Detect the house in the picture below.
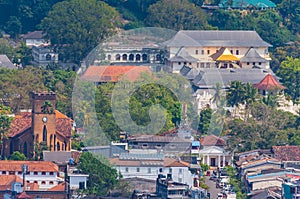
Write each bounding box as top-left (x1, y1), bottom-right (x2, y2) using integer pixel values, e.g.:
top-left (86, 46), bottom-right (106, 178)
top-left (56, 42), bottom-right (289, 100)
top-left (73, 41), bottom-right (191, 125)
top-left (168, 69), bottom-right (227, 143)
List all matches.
top-left (110, 153), bottom-right (194, 187)
top-left (282, 178), bottom-right (300, 199)
top-left (156, 174), bottom-right (190, 199)
top-left (239, 157), bottom-right (282, 176)
top-left (218, 0), bottom-right (276, 10)
top-left (3, 91), bottom-right (72, 159)
top-left (272, 146), bottom-right (300, 169)
top-left (164, 30), bottom-right (272, 73)
top-left (199, 135), bottom-right (231, 168)
top-left (127, 134), bottom-right (191, 156)
top-left (0, 55), bottom-right (16, 69)
top-left (22, 31), bottom-right (49, 47)
top-left (0, 160), bottom-right (62, 191)
top-left (32, 45), bottom-right (58, 66)
top-left (80, 65), bottom-right (152, 83)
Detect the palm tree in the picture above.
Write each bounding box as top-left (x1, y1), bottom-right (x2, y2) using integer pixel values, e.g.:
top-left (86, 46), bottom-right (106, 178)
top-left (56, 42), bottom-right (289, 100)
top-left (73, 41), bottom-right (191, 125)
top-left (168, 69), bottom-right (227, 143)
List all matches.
top-left (243, 83), bottom-right (258, 120)
top-left (211, 83), bottom-right (224, 108)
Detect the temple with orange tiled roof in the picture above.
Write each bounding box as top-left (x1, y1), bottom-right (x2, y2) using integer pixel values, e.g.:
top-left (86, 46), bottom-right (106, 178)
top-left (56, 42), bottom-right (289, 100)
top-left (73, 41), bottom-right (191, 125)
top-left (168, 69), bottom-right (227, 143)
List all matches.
top-left (254, 73), bottom-right (286, 94)
top-left (3, 91), bottom-right (72, 159)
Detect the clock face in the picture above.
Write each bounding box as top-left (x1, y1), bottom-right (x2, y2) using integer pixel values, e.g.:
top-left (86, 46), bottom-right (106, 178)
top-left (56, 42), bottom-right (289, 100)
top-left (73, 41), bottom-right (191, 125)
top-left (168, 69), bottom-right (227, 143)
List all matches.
top-left (42, 116), bottom-right (48, 123)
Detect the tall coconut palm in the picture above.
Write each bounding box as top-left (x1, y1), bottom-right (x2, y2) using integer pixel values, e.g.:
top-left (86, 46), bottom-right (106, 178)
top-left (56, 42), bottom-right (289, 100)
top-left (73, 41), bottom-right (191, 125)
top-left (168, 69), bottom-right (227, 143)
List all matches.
top-left (211, 83), bottom-right (224, 108)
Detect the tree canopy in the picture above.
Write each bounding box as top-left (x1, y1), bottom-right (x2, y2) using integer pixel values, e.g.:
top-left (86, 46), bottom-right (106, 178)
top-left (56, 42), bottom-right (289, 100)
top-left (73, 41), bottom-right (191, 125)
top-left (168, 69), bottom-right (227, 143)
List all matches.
top-left (145, 0), bottom-right (209, 30)
top-left (40, 0), bottom-right (121, 63)
top-left (77, 152), bottom-right (119, 196)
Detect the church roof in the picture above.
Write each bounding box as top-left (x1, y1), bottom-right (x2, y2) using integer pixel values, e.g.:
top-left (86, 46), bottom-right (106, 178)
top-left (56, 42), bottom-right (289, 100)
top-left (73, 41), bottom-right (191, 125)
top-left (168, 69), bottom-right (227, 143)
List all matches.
top-left (210, 47), bottom-right (239, 61)
top-left (8, 111), bottom-right (72, 138)
top-left (254, 74), bottom-right (286, 90)
top-left (240, 48), bottom-right (268, 63)
top-left (81, 65), bottom-right (151, 83)
top-left (164, 30), bottom-right (271, 47)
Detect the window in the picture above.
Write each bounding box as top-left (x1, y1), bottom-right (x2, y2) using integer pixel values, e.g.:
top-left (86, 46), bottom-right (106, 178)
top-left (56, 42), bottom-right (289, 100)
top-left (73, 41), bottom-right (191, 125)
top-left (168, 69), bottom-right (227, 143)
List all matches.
top-left (26, 180), bottom-right (30, 183)
top-left (200, 63), bottom-right (204, 68)
top-left (125, 167), bottom-right (129, 172)
top-left (201, 50), bottom-right (204, 55)
top-left (179, 168), bottom-right (183, 174)
top-left (116, 54), bottom-right (120, 61)
top-left (49, 181), bottom-right (54, 185)
top-left (34, 172), bottom-right (38, 175)
top-left (178, 62), bottom-right (181, 65)
top-left (169, 168), bottom-right (172, 173)
top-left (107, 54), bottom-right (111, 60)
top-left (148, 168), bottom-right (151, 173)
top-left (41, 181), bottom-right (46, 185)
top-left (230, 50), bottom-right (233, 54)
top-left (159, 168), bottom-right (163, 173)
top-left (206, 63), bottom-right (210, 68)
top-left (179, 178), bottom-right (183, 183)
top-left (236, 50), bottom-right (239, 55)
top-left (34, 181), bottom-right (38, 184)
top-left (136, 168), bottom-right (140, 172)
top-left (18, 171), bottom-right (22, 175)
top-left (247, 62), bottom-right (249, 65)
top-left (184, 62), bottom-right (187, 65)
top-left (9, 171), bottom-right (14, 175)
top-left (207, 50), bottom-right (210, 54)
top-left (156, 144), bottom-right (162, 149)
top-left (142, 143), bottom-right (148, 149)
top-left (195, 50), bottom-right (198, 54)
top-left (259, 62), bottom-right (261, 65)
top-left (42, 172), bottom-right (46, 175)
top-left (49, 172), bottom-right (54, 175)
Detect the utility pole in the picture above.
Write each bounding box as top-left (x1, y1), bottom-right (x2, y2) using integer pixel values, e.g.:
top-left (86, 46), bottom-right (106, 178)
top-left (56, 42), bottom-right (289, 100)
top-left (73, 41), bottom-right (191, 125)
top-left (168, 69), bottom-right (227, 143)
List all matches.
top-left (22, 164), bottom-right (28, 192)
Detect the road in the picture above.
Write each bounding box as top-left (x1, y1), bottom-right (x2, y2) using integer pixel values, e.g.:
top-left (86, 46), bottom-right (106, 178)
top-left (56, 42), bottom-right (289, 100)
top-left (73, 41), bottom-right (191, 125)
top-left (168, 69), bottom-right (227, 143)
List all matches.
top-left (205, 176), bottom-right (222, 199)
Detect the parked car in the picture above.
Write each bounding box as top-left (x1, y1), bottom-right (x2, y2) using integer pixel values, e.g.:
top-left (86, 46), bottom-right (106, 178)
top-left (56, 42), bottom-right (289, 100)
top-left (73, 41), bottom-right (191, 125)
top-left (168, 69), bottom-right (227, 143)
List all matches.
top-left (217, 193), bottom-right (224, 199)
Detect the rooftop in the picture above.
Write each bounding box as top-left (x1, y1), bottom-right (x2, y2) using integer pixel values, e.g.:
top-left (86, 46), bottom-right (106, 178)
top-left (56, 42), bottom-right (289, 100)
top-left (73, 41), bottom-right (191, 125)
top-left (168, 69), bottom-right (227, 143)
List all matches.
top-left (254, 74), bottom-right (286, 90)
top-left (80, 65), bottom-right (152, 83)
top-left (272, 146), bottom-right (300, 162)
top-left (0, 160), bottom-right (59, 172)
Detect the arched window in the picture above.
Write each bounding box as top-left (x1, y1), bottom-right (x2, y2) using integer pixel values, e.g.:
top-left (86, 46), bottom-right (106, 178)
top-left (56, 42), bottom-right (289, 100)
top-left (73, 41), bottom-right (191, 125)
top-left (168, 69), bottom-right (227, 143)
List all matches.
top-left (122, 54), bottom-right (127, 61)
top-left (46, 54), bottom-right (51, 61)
top-left (107, 54), bottom-right (111, 60)
top-left (129, 54), bottom-right (134, 61)
top-left (53, 135), bottom-right (56, 151)
top-left (136, 54), bottom-right (141, 61)
top-left (57, 142), bottom-right (60, 151)
top-left (50, 135), bottom-right (53, 151)
top-left (43, 125), bottom-right (47, 142)
top-left (24, 142), bottom-right (27, 156)
top-left (142, 54), bottom-right (147, 61)
top-left (156, 54), bottom-right (161, 61)
top-left (116, 54), bottom-right (120, 61)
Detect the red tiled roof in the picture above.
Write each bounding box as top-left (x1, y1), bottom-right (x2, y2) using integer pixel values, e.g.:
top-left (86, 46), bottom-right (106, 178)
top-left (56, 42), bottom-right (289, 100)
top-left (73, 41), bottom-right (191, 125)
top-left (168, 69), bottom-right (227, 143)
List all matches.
top-left (0, 175), bottom-right (23, 190)
top-left (254, 74), bottom-right (286, 90)
top-left (164, 158), bottom-right (190, 167)
top-left (272, 146), bottom-right (300, 161)
top-left (0, 160), bottom-right (59, 172)
top-left (48, 182), bottom-right (66, 191)
top-left (8, 111), bottom-right (72, 138)
top-left (200, 135), bottom-right (225, 146)
top-left (81, 66), bottom-right (152, 82)
top-left (26, 182), bottom-right (39, 191)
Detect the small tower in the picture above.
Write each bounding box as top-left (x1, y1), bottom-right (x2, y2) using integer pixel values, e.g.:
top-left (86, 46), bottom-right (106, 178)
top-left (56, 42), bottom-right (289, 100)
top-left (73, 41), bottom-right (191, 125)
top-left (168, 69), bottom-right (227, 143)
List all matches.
top-left (31, 91), bottom-right (56, 151)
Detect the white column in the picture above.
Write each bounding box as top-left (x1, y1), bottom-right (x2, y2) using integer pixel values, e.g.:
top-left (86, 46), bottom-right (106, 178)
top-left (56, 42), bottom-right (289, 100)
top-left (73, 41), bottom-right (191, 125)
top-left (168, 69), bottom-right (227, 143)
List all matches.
top-left (218, 155), bottom-right (221, 167)
top-left (202, 155), bottom-right (205, 164)
top-left (207, 155), bottom-right (210, 166)
top-left (223, 155), bottom-right (226, 167)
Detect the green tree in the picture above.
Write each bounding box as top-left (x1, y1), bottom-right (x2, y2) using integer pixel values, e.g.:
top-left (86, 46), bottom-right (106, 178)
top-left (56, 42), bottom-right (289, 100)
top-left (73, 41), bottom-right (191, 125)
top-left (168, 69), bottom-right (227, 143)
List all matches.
top-left (9, 151), bottom-right (27, 160)
top-left (0, 38), bottom-right (16, 60)
top-left (227, 81), bottom-right (246, 107)
top-left (198, 108), bottom-right (212, 134)
top-left (41, 0), bottom-right (121, 63)
top-left (0, 105), bottom-right (13, 159)
top-left (77, 152), bottom-right (119, 196)
top-left (145, 0), bottom-right (209, 30)
top-left (277, 57), bottom-right (300, 102)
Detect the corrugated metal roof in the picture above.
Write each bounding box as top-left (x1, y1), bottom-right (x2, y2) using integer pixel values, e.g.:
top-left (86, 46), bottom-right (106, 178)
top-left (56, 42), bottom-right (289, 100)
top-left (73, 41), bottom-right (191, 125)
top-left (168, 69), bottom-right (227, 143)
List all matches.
top-left (219, 0), bottom-right (276, 9)
top-left (240, 48), bottom-right (268, 63)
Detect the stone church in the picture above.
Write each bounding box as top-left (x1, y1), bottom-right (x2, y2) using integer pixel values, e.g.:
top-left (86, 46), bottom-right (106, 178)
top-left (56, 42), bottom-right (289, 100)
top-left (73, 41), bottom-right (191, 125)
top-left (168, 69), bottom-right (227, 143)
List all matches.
top-left (3, 91), bottom-right (72, 158)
